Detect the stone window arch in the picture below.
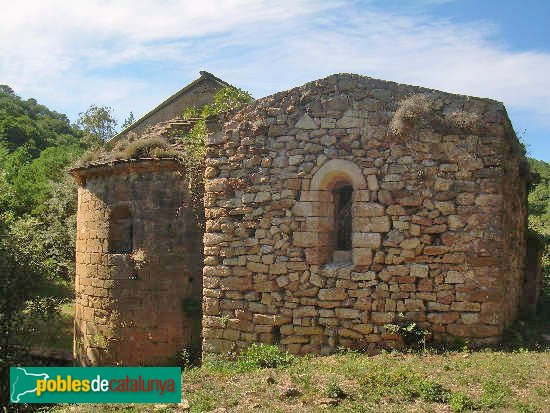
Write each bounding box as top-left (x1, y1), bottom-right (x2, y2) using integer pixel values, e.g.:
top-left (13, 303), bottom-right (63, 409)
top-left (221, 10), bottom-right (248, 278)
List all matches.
top-left (293, 159), bottom-right (374, 266)
top-left (109, 205), bottom-right (133, 254)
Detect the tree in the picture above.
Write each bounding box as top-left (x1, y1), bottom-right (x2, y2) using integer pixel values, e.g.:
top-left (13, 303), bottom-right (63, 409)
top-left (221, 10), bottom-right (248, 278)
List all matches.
top-left (77, 105), bottom-right (117, 149)
top-left (0, 216), bottom-right (46, 407)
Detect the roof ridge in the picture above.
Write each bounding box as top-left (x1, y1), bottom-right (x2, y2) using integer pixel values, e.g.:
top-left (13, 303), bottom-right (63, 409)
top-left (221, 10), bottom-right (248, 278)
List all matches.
top-left (110, 71), bottom-right (229, 144)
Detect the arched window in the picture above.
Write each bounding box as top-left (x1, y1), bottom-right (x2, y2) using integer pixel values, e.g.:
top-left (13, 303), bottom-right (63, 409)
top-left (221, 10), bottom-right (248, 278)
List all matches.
top-left (294, 159), bottom-right (370, 265)
top-left (109, 205), bottom-right (133, 254)
top-left (334, 184), bottom-right (353, 251)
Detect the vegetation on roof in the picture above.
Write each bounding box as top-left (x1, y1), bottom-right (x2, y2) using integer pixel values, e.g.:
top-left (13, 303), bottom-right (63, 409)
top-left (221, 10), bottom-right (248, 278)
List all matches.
top-left (389, 93), bottom-right (484, 137)
top-left (74, 86), bottom-right (252, 168)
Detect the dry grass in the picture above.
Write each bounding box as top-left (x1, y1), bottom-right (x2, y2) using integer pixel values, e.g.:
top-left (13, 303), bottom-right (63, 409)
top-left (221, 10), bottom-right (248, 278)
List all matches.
top-left (50, 346), bottom-right (550, 413)
top-left (124, 137), bottom-right (169, 159)
top-left (446, 110), bottom-right (481, 130)
top-left (390, 94), bottom-right (483, 137)
top-left (389, 93), bottom-right (435, 136)
top-left (73, 137), bottom-right (182, 168)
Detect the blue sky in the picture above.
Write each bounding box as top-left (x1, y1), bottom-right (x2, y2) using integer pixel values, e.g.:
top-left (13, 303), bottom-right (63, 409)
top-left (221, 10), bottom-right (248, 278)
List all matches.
top-left (1, 0), bottom-right (549, 161)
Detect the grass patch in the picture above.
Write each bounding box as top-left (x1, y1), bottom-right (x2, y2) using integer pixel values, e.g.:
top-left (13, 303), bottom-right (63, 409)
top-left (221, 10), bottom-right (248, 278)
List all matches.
top-left (49, 349), bottom-right (550, 412)
top-left (448, 391), bottom-right (478, 412)
top-left (237, 343), bottom-right (294, 370)
top-left (479, 376), bottom-right (511, 409)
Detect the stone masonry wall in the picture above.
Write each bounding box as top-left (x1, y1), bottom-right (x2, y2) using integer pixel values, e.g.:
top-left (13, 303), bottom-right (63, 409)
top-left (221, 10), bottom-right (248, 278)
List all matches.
top-left (73, 160), bottom-right (202, 365)
top-left (202, 74), bottom-right (527, 355)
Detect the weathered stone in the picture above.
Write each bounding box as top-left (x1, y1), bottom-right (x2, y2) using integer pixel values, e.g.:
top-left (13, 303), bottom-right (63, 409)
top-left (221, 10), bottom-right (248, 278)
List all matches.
top-left (353, 202), bottom-right (385, 217)
top-left (423, 246), bottom-right (449, 255)
top-left (427, 312), bottom-right (459, 324)
top-left (435, 201), bottom-right (456, 215)
top-left (445, 271), bottom-right (466, 284)
top-left (318, 288), bottom-right (347, 301)
top-left (371, 312), bottom-right (393, 324)
top-left (410, 264), bottom-right (429, 278)
top-left (293, 306), bottom-right (318, 318)
top-left (296, 113), bottom-right (318, 129)
top-left (370, 216), bottom-right (391, 232)
top-left (367, 175), bottom-right (379, 191)
top-left (352, 246), bottom-right (374, 266)
top-left (335, 308), bottom-right (361, 319)
top-left (353, 232), bottom-right (382, 248)
top-left (400, 238), bottom-right (420, 250)
top-left (247, 262), bottom-right (268, 273)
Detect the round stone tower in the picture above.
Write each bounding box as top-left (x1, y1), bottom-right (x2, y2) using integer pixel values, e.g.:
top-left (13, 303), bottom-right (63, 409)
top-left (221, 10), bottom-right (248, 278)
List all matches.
top-left (71, 159), bottom-right (202, 366)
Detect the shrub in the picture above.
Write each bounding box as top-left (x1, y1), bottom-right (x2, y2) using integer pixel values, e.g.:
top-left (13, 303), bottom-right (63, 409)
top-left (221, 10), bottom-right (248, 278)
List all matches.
top-left (446, 110), bottom-right (480, 130)
top-left (177, 348), bottom-right (191, 370)
top-left (123, 137), bottom-right (168, 159)
top-left (385, 312), bottom-right (430, 349)
top-left (449, 392), bottom-right (478, 412)
top-left (236, 343), bottom-right (294, 371)
top-left (390, 94), bottom-right (482, 137)
top-left (418, 380), bottom-right (450, 403)
top-left (389, 94), bottom-right (434, 136)
top-left (326, 380), bottom-right (346, 399)
top-left (75, 149), bottom-right (101, 166)
top-left (129, 248), bottom-right (147, 270)
top-left (182, 106), bottom-right (199, 119)
top-left (149, 147), bottom-right (180, 159)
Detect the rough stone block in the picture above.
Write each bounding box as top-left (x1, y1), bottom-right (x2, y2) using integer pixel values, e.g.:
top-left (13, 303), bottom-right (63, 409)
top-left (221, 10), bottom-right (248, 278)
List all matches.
top-left (352, 248), bottom-right (372, 266)
top-left (318, 288), bottom-right (348, 301)
top-left (410, 264), bottom-right (429, 278)
top-left (353, 232), bottom-right (382, 248)
top-left (352, 202), bottom-right (385, 217)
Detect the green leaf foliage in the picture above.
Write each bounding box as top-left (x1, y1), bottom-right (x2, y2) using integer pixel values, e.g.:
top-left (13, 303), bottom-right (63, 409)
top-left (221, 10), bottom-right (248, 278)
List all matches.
top-left (0, 86), bottom-right (89, 382)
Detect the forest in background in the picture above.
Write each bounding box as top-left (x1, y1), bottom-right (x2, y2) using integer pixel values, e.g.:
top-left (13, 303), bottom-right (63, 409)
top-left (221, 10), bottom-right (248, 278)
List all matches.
top-left (0, 85), bottom-right (548, 406)
top-left (0, 85), bottom-right (130, 405)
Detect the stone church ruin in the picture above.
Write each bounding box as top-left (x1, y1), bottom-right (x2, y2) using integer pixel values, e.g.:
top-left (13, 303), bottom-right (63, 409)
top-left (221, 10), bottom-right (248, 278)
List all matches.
top-left (71, 71), bottom-right (537, 366)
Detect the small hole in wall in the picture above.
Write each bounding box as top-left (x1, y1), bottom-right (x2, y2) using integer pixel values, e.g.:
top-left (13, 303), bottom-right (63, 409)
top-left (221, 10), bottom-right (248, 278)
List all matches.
top-left (248, 228), bottom-right (256, 238)
top-left (272, 326), bottom-right (281, 345)
top-left (189, 277), bottom-right (194, 284)
top-left (295, 190), bottom-right (301, 201)
top-left (233, 213), bottom-right (245, 222)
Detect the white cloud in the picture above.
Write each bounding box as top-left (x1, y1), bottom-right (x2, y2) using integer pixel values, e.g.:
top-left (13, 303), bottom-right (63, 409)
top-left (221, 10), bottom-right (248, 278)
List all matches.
top-left (1, 0), bottom-right (550, 147)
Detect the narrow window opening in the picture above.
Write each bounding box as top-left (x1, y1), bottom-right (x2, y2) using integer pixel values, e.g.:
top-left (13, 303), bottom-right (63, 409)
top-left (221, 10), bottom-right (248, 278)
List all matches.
top-left (272, 326), bottom-right (281, 344)
top-left (334, 185), bottom-right (353, 251)
top-left (109, 205), bottom-right (133, 254)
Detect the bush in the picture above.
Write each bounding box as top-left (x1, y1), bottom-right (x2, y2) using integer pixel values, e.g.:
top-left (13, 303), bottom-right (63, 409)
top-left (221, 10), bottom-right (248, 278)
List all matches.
top-left (446, 110), bottom-right (480, 130)
top-left (449, 392), bottom-right (478, 412)
top-left (418, 380), bottom-right (450, 403)
top-left (236, 343), bottom-right (294, 371)
top-left (149, 147), bottom-right (180, 159)
top-left (123, 137), bottom-right (168, 159)
top-left (389, 94), bottom-right (434, 136)
top-left (326, 380), bottom-right (346, 399)
top-left (385, 312), bottom-right (430, 349)
top-left (75, 149), bottom-right (101, 166)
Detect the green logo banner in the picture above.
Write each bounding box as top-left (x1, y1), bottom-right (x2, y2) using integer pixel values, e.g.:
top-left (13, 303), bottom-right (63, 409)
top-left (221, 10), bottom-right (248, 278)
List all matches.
top-left (10, 367), bottom-right (181, 404)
